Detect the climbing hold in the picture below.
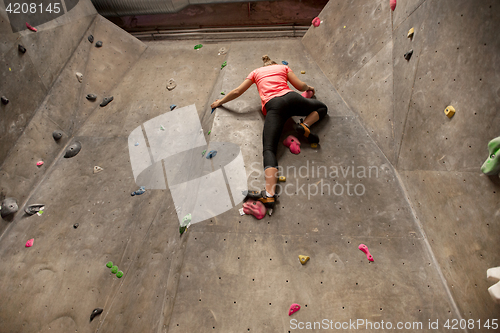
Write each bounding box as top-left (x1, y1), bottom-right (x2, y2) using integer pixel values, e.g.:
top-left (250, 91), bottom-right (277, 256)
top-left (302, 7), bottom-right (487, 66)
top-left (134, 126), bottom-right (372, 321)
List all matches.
top-left (298, 255), bottom-right (310, 265)
top-left (390, 0), bottom-right (396, 11)
top-left (18, 44), bottom-right (26, 53)
top-left (211, 108), bottom-right (216, 114)
top-left (206, 150), bottom-right (217, 159)
top-left (404, 49), bottom-right (413, 61)
top-left (52, 130), bottom-right (62, 141)
top-left (76, 72), bottom-right (83, 83)
top-left (444, 105), bottom-right (455, 118)
top-left (283, 135), bottom-right (301, 155)
top-left (218, 47), bottom-right (227, 55)
top-left (282, 61), bottom-right (288, 65)
top-left (131, 186), bottom-right (146, 196)
top-left (95, 41), bottom-right (103, 47)
top-left (194, 44), bottom-right (203, 50)
top-left (170, 104), bottom-right (177, 110)
top-left (481, 136), bottom-right (500, 175)
top-left (407, 27), bottom-right (414, 39)
top-left (288, 303), bottom-right (300, 316)
top-left (179, 226), bottom-right (187, 235)
top-left (358, 244), bottom-right (374, 262)
top-left (36, 161), bottom-right (44, 167)
top-left (160, 125), bottom-right (165, 131)
top-left (278, 176), bottom-right (286, 182)
top-left (301, 90), bottom-right (313, 98)
top-left (487, 267), bottom-right (500, 303)
top-left (208, 130), bottom-right (211, 135)
top-left (116, 271), bottom-right (123, 278)
top-left (242, 199), bottom-right (266, 220)
top-left (100, 96), bottom-right (113, 107)
top-left (1, 96), bottom-right (8, 105)
top-left (166, 78), bottom-right (176, 91)
top-left (26, 22), bottom-right (37, 32)
top-left (181, 213), bottom-right (192, 228)
top-left (64, 141), bottom-right (82, 158)
top-left (134, 142), bottom-right (139, 146)
top-left (1, 198), bottom-right (18, 218)
top-left (221, 61), bottom-right (227, 70)
top-left (90, 308), bottom-right (103, 322)
top-left (88, 35), bottom-right (94, 43)
top-left (25, 204), bottom-right (44, 216)
top-left (202, 149), bottom-right (206, 156)
top-left (111, 266), bottom-right (118, 274)
top-left (37, 210), bottom-right (43, 216)
top-left (300, 71), bottom-right (306, 74)
top-left (93, 166), bottom-right (104, 174)
top-left (25, 238), bottom-right (34, 247)
top-left (312, 17), bottom-right (321, 27)
top-left (221, 92), bottom-right (225, 95)
top-left (86, 94), bottom-right (97, 101)
top-left (106, 261), bottom-right (113, 268)
top-left (73, 223), bottom-right (79, 229)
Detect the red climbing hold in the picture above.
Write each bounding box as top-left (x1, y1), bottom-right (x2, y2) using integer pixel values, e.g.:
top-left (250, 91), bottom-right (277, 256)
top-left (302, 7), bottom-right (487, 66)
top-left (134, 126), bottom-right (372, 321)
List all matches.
top-left (312, 17), bottom-right (321, 27)
top-left (283, 135), bottom-right (301, 155)
top-left (302, 90), bottom-right (314, 99)
top-left (390, 0), bottom-right (397, 11)
top-left (359, 244), bottom-right (374, 262)
top-left (289, 303), bottom-right (301, 316)
top-left (25, 239), bottom-right (34, 247)
top-left (242, 199), bottom-right (266, 220)
top-left (26, 22), bottom-right (37, 32)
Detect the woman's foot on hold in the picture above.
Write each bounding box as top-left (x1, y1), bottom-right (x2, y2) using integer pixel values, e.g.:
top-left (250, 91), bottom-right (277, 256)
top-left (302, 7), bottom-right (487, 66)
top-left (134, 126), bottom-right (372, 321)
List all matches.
top-left (294, 119), bottom-right (319, 144)
top-left (243, 190), bottom-right (276, 209)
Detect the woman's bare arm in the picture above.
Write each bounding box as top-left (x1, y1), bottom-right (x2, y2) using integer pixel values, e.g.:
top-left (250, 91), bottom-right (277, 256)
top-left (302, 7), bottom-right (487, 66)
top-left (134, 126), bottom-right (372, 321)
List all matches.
top-left (287, 71), bottom-right (315, 96)
top-left (211, 79), bottom-right (253, 108)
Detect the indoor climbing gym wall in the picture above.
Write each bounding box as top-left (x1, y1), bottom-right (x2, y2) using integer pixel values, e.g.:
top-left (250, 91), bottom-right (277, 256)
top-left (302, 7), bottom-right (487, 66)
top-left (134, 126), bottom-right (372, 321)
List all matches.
top-left (0, 0), bottom-right (499, 332)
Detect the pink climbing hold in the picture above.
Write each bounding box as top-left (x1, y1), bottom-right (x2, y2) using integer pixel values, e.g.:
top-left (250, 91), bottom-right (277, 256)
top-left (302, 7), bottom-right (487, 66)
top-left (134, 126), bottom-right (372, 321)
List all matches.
top-left (312, 17), bottom-right (321, 27)
top-left (283, 135), bottom-right (301, 155)
top-left (390, 0), bottom-right (397, 11)
top-left (288, 303), bottom-right (301, 316)
top-left (242, 199), bottom-right (266, 220)
top-left (359, 244), bottom-right (374, 262)
top-left (301, 90), bottom-right (314, 99)
top-left (36, 161), bottom-right (44, 167)
top-left (25, 239), bottom-right (34, 247)
top-left (26, 22), bottom-right (37, 32)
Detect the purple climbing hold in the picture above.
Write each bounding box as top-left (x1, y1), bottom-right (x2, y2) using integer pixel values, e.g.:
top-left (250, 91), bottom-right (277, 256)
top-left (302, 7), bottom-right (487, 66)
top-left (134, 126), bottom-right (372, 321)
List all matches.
top-left (100, 96), bottom-right (113, 107)
top-left (18, 44), bottom-right (26, 53)
top-left (90, 308), bottom-right (103, 322)
top-left (1, 96), bottom-right (8, 105)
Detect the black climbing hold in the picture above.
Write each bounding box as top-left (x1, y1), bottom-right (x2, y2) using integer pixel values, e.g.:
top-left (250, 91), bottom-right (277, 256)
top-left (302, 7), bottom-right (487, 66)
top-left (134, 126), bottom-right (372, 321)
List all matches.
top-left (64, 141), bottom-right (82, 158)
top-left (88, 35), bottom-right (94, 43)
top-left (25, 204), bottom-right (44, 216)
top-left (1, 198), bottom-right (18, 218)
top-left (1, 96), bottom-right (8, 105)
top-left (18, 44), bottom-right (26, 53)
top-left (73, 223), bottom-right (79, 229)
top-left (86, 94), bottom-right (97, 101)
top-left (100, 96), bottom-right (113, 107)
top-left (95, 41), bottom-right (103, 47)
top-left (52, 131), bottom-right (63, 141)
top-left (90, 308), bottom-right (103, 322)
top-left (404, 49), bottom-right (413, 61)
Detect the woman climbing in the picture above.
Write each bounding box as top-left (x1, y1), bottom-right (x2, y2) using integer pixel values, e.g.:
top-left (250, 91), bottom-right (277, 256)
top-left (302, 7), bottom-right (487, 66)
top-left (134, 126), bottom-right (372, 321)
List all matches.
top-left (211, 55), bottom-right (328, 211)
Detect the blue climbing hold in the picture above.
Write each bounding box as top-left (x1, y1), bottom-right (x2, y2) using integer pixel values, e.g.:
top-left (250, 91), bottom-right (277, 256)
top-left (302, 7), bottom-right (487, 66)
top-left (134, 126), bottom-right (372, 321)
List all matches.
top-left (131, 186), bottom-right (146, 196)
top-left (206, 150), bottom-right (217, 159)
top-left (211, 108), bottom-right (216, 114)
top-left (282, 61), bottom-right (288, 65)
top-left (134, 142), bottom-right (139, 146)
top-left (170, 104), bottom-right (176, 110)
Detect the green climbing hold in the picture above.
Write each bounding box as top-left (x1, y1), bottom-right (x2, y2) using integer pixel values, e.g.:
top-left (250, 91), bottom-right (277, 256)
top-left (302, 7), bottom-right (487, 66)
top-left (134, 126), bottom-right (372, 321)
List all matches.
top-left (221, 92), bottom-right (225, 95)
top-left (194, 44), bottom-right (203, 50)
top-left (106, 261), bottom-right (113, 268)
top-left (111, 266), bottom-right (118, 274)
top-left (208, 130), bottom-right (211, 135)
top-left (221, 61), bottom-right (227, 69)
top-left (202, 149), bottom-right (206, 156)
top-left (179, 226), bottom-right (187, 235)
top-left (116, 271), bottom-right (124, 278)
top-left (182, 213), bottom-right (192, 227)
top-left (481, 136), bottom-right (500, 175)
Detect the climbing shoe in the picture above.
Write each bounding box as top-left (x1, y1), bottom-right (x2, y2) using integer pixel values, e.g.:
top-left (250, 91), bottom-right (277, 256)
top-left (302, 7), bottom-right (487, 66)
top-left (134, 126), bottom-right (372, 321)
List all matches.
top-left (243, 190), bottom-right (276, 210)
top-left (294, 119), bottom-right (319, 144)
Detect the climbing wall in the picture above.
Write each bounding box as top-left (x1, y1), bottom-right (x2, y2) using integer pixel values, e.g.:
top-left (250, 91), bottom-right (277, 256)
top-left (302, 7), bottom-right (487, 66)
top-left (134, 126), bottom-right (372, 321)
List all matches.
top-left (302, 0), bottom-right (500, 328)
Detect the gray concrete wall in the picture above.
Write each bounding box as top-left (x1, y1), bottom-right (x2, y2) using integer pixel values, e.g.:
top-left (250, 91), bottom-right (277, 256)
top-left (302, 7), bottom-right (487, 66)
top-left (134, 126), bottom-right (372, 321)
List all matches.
top-left (302, 0), bottom-right (500, 326)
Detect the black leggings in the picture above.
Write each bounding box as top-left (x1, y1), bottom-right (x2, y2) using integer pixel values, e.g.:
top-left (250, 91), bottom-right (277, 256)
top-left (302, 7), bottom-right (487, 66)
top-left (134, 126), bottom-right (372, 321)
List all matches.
top-left (262, 91), bottom-right (327, 169)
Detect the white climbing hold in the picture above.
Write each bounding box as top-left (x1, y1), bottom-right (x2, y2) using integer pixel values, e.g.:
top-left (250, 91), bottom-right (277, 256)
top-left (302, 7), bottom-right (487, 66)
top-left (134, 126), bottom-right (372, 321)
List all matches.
top-left (94, 166), bottom-right (103, 174)
top-left (487, 267), bottom-right (500, 304)
top-left (76, 72), bottom-right (83, 83)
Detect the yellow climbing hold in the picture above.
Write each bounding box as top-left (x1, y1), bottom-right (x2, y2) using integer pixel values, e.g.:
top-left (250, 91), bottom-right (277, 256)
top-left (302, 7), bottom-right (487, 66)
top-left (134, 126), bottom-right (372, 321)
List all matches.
top-left (444, 105), bottom-right (455, 118)
top-left (298, 255), bottom-right (310, 265)
top-left (279, 176), bottom-right (286, 182)
top-left (311, 143), bottom-right (318, 148)
top-left (300, 71), bottom-right (306, 74)
top-left (344, 26), bottom-right (346, 29)
top-left (407, 27), bottom-right (414, 38)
